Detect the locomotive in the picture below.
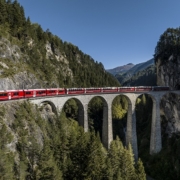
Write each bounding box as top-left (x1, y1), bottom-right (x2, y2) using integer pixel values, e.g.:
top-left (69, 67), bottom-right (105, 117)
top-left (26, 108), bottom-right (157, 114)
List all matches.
top-left (0, 86), bottom-right (169, 101)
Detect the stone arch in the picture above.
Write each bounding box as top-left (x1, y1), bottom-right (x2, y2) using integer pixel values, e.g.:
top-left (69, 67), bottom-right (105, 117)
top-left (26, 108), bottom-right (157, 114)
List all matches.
top-left (136, 93), bottom-right (155, 156)
top-left (119, 93), bottom-right (139, 161)
top-left (61, 97), bottom-right (87, 131)
top-left (110, 94), bottom-right (131, 143)
top-left (39, 100), bottom-right (58, 115)
top-left (87, 95), bottom-right (111, 149)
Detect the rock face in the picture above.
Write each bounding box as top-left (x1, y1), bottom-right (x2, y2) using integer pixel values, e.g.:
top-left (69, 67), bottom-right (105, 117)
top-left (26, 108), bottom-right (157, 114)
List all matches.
top-left (156, 56), bottom-right (180, 90)
top-left (0, 37), bottom-right (75, 90)
top-left (0, 72), bottom-right (42, 90)
top-left (0, 38), bottom-right (43, 90)
top-left (160, 93), bottom-right (180, 137)
top-left (156, 56), bottom-right (180, 137)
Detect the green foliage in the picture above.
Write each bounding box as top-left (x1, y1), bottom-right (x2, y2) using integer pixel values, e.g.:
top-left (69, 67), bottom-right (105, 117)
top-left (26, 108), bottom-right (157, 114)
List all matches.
top-left (63, 98), bottom-right (78, 120)
top-left (135, 94), bottom-right (180, 179)
top-left (136, 94), bottom-right (153, 159)
top-left (0, 101), bottom-right (146, 179)
top-left (154, 27), bottom-right (180, 63)
top-left (122, 65), bottom-right (156, 86)
top-left (0, 105), bottom-right (16, 179)
top-left (88, 97), bottom-right (103, 138)
top-left (112, 96), bottom-right (128, 142)
top-left (0, 0), bottom-right (120, 87)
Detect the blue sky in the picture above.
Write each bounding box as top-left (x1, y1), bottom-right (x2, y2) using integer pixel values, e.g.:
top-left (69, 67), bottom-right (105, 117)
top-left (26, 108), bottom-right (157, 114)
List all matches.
top-left (18, 0), bottom-right (180, 69)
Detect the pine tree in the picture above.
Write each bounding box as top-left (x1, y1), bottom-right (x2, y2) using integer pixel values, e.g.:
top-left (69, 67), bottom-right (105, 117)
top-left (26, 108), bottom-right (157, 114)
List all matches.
top-left (121, 144), bottom-right (136, 180)
top-left (0, 0), bottom-right (7, 24)
top-left (107, 137), bottom-right (124, 179)
top-left (85, 132), bottom-right (106, 179)
top-left (135, 159), bottom-right (146, 180)
top-left (36, 141), bottom-right (63, 180)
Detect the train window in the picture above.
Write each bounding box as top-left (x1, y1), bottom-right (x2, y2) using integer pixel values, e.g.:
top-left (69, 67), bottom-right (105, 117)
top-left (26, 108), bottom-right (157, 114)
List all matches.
top-left (13, 92), bottom-right (19, 96)
top-left (37, 91), bottom-right (46, 94)
top-left (25, 92), bottom-right (31, 95)
top-left (0, 93), bottom-right (7, 96)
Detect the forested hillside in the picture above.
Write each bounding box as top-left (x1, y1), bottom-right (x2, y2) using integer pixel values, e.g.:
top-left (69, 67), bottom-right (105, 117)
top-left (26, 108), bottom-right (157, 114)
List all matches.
top-left (0, 0), bottom-right (148, 179)
top-left (154, 27), bottom-right (180, 64)
top-left (122, 65), bottom-right (156, 86)
top-left (0, 0), bottom-right (120, 89)
top-left (131, 27), bottom-right (180, 180)
top-left (115, 59), bottom-right (155, 85)
top-left (0, 101), bottom-right (146, 179)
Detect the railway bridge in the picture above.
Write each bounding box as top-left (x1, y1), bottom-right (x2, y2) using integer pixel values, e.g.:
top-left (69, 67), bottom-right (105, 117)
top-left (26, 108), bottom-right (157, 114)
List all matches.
top-left (30, 90), bottom-right (180, 160)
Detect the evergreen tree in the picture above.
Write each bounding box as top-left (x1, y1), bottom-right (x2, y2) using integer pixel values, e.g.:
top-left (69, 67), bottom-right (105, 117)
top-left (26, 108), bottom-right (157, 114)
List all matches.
top-left (85, 132), bottom-right (106, 179)
top-left (106, 137), bottom-right (124, 179)
top-left (135, 159), bottom-right (146, 180)
top-left (36, 141), bottom-right (63, 180)
top-left (0, 0), bottom-right (7, 24)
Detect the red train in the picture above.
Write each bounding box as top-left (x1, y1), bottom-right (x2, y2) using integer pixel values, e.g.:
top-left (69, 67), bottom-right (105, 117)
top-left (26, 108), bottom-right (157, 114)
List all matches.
top-left (0, 86), bottom-right (169, 101)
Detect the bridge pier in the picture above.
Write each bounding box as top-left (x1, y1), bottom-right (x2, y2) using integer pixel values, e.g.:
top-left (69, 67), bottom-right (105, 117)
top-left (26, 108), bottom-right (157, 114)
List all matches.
top-left (150, 95), bottom-right (162, 154)
top-left (126, 94), bottom-right (138, 161)
top-left (78, 103), bottom-right (88, 132)
top-left (102, 101), bottom-right (113, 149)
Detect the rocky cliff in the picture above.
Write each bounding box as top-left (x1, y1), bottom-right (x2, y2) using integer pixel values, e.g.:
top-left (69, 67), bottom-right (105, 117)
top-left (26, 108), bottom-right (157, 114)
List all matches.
top-left (156, 56), bottom-right (180, 90)
top-left (156, 55), bottom-right (180, 138)
top-left (0, 38), bottom-right (44, 89)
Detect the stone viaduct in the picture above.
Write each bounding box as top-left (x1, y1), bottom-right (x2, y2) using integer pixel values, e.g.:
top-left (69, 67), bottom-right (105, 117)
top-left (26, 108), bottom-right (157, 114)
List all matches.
top-left (30, 90), bottom-right (180, 161)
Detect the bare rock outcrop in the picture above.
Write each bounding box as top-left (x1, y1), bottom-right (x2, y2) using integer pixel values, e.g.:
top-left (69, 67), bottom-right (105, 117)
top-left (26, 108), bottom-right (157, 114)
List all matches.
top-left (156, 56), bottom-right (180, 90)
top-left (157, 56), bottom-right (180, 137)
top-left (161, 93), bottom-right (180, 137)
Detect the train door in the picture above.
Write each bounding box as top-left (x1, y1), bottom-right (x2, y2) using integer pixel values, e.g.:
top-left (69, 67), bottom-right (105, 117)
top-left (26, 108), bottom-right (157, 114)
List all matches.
top-left (8, 92), bottom-right (11, 100)
top-left (33, 90), bottom-right (36, 97)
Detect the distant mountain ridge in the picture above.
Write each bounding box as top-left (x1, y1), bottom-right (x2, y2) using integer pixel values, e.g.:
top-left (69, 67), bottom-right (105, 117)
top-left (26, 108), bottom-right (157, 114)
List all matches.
top-left (106, 63), bottom-right (134, 75)
top-left (107, 58), bottom-right (155, 85)
top-left (122, 58), bottom-right (154, 76)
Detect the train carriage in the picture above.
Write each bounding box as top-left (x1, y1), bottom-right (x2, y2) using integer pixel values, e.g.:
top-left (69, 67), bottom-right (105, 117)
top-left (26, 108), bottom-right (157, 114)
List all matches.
top-left (66, 88), bottom-right (85, 95)
top-left (33, 89), bottom-right (47, 97)
top-left (153, 86), bottom-right (170, 91)
top-left (46, 88), bottom-right (58, 96)
top-left (85, 87), bottom-right (101, 94)
top-left (135, 86), bottom-right (152, 91)
top-left (57, 88), bottom-right (66, 95)
top-left (102, 87), bottom-right (118, 93)
top-left (0, 91), bottom-right (9, 101)
top-left (24, 89), bottom-right (36, 98)
top-left (119, 87), bottom-right (135, 92)
top-left (5, 90), bottom-right (24, 100)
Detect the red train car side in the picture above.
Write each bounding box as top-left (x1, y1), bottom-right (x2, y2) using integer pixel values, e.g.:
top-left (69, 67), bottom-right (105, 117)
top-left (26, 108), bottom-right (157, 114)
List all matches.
top-left (0, 91), bottom-right (9, 101)
top-left (34, 89), bottom-right (47, 97)
top-left (57, 88), bottom-right (66, 95)
top-left (102, 87), bottom-right (118, 93)
top-left (66, 88), bottom-right (85, 95)
top-left (119, 87), bottom-right (135, 92)
top-left (8, 90), bottom-right (24, 99)
top-left (135, 86), bottom-right (152, 91)
top-left (24, 89), bottom-right (35, 98)
top-left (46, 88), bottom-right (58, 96)
top-left (85, 87), bottom-right (101, 94)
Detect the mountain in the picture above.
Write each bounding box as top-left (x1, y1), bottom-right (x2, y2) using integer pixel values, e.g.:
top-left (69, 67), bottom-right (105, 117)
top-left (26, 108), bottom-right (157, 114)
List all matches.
top-left (106, 63), bottom-right (134, 75)
top-left (112, 58), bottom-right (155, 85)
top-left (122, 64), bottom-right (156, 86)
top-left (0, 1), bottom-right (120, 90)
